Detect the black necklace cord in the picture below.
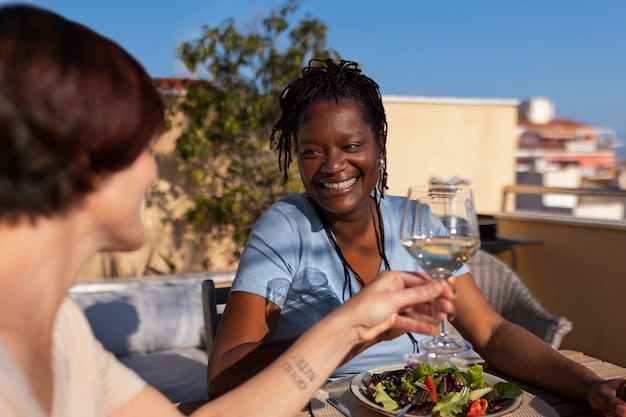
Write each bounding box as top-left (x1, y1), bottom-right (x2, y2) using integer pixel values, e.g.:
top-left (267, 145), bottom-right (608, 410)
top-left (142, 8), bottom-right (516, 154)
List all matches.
top-left (315, 194), bottom-right (418, 353)
top-left (322, 220), bottom-right (365, 297)
top-left (372, 191), bottom-right (391, 271)
top-left (316, 195), bottom-right (389, 296)
top-left (407, 332), bottom-right (419, 353)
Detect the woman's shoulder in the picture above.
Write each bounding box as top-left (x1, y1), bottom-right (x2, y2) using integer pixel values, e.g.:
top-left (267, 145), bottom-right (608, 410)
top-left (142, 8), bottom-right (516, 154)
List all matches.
top-left (274, 192), bottom-right (311, 208)
top-left (245, 193), bottom-right (320, 241)
top-left (258, 193), bottom-right (316, 223)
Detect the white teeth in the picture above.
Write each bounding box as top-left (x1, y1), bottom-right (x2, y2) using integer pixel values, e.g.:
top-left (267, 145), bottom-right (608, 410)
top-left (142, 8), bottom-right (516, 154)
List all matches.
top-left (323, 178), bottom-right (356, 190)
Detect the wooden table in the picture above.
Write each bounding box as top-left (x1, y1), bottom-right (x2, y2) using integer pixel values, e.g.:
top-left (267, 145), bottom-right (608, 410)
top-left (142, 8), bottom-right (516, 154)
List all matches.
top-left (178, 350), bottom-right (626, 416)
top-left (486, 350), bottom-right (626, 417)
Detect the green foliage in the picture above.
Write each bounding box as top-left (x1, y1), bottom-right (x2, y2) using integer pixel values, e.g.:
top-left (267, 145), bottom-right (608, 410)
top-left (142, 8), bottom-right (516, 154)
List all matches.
top-left (173, 0), bottom-right (339, 248)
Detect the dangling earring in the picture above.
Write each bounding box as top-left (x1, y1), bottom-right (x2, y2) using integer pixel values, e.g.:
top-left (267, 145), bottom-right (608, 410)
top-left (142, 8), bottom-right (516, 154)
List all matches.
top-left (378, 158), bottom-right (386, 176)
top-left (378, 157), bottom-right (388, 195)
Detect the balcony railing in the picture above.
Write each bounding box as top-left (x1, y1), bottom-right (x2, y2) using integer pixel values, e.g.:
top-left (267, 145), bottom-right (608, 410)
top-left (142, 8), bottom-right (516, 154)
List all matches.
top-left (500, 184), bottom-right (626, 226)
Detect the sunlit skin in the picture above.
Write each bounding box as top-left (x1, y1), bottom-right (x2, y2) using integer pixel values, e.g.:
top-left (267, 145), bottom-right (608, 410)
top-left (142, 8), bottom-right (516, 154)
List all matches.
top-left (82, 148), bottom-right (157, 252)
top-left (296, 99), bottom-right (384, 224)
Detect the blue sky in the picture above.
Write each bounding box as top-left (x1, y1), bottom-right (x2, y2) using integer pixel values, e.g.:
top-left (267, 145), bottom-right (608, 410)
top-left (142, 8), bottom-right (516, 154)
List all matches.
top-left (5, 0), bottom-right (626, 143)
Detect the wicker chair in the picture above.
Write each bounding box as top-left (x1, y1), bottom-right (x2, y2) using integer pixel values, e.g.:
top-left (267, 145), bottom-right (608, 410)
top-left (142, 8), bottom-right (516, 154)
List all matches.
top-left (467, 250), bottom-right (573, 349)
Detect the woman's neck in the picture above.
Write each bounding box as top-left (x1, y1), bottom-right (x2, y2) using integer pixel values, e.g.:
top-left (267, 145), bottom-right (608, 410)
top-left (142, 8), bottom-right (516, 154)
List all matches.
top-left (0, 214), bottom-right (96, 327)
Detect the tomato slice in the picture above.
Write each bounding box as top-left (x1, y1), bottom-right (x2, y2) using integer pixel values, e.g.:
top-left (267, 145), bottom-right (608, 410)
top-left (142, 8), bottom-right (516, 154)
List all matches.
top-left (466, 398), bottom-right (489, 417)
top-left (424, 375), bottom-right (437, 402)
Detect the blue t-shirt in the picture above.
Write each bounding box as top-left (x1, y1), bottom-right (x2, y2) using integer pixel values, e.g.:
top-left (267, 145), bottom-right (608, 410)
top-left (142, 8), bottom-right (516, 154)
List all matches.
top-left (231, 193), bottom-right (469, 378)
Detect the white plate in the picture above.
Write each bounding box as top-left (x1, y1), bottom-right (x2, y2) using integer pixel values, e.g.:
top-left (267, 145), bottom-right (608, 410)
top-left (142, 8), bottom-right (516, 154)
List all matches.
top-left (350, 364), bottom-right (523, 417)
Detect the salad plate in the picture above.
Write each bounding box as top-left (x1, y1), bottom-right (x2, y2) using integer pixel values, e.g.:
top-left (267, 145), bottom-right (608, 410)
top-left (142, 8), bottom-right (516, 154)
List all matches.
top-left (350, 363), bottom-right (522, 417)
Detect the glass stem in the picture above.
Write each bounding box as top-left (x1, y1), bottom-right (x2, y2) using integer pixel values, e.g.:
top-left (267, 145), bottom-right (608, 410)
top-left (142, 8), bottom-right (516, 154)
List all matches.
top-left (440, 315), bottom-right (450, 339)
top-left (434, 282), bottom-right (450, 340)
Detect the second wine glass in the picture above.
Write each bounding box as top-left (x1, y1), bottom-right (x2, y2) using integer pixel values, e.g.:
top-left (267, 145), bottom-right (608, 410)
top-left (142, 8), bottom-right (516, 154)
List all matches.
top-left (400, 184), bottom-right (480, 360)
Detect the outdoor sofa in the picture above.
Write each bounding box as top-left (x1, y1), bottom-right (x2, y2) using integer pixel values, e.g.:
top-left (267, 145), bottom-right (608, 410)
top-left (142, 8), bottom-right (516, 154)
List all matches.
top-left (68, 271), bottom-right (235, 403)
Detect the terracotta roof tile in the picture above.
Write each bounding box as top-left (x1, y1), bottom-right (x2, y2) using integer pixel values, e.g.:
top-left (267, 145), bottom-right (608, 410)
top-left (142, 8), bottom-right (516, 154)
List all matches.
top-left (519, 118), bottom-right (597, 141)
top-left (153, 77), bottom-right (200, 91)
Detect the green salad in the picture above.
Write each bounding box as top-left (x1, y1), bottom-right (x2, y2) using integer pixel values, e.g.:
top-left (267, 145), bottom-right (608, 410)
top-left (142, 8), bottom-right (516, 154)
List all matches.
top-left (362, 363), bottom-right (522, 417)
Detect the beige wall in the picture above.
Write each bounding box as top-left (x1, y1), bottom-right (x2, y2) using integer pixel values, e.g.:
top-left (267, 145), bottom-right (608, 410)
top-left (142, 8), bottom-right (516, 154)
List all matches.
top-left (496, 215), bottom-right (626, 367)
top-left (384, 96), bottom-right (519, 214)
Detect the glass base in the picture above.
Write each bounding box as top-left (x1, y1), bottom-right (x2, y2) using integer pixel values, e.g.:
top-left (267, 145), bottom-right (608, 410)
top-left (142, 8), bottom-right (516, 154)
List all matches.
top-left (404, 336), bottom-right (473, 365)
top-left (419, 335), bottom-right (473, 356)
top-left (405, 351), bottom-right (468, 366)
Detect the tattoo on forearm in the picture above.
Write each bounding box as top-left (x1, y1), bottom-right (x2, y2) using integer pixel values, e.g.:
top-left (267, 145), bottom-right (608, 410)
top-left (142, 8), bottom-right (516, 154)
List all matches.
top-left (281, 355), bottom-right (318, 390)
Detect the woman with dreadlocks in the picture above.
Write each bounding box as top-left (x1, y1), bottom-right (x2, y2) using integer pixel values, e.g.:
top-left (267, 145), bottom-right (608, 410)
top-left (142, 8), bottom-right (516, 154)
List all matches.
top-left (207, 59), bottom-right (626, 417)
top-left (207, 60), bottom-right (442, 397)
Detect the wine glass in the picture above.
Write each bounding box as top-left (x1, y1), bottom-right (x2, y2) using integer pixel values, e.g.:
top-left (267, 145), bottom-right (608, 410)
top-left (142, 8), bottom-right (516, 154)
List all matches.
top-left (400, 184), bottom-right (480, 361)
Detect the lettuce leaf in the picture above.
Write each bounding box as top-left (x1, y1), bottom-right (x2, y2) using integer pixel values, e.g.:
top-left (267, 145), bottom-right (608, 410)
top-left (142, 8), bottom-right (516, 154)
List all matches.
top-left (469, 387), bottom-right (493, 401)
top-left (494, 382), bottom-right (523, 399)
top-left (467, 364), bottom-right (486, 389)
top-left (432, 386), bottom-right (471, 417)
top-left (375, 383), bottom-right (401, 412)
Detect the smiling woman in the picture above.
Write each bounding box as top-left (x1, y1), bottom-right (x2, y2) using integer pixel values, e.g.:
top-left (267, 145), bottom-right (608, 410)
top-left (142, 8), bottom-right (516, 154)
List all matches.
top-left (207, 60), bottom-right (434, 396)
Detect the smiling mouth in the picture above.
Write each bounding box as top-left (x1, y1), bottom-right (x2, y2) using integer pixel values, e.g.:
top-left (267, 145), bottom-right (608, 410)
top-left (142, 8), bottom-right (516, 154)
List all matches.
top-left (322, 177), bottom-right (357, 190)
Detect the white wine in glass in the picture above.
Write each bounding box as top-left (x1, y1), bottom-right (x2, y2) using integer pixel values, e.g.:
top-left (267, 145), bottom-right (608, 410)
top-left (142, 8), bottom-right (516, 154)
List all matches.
top-left (400, 184), bottom-right (480, 359)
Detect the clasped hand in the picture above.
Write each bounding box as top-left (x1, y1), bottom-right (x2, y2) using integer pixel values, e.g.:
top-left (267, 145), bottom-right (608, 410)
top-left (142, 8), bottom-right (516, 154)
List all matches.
top-left (344, 270), bottom-right (456, 344)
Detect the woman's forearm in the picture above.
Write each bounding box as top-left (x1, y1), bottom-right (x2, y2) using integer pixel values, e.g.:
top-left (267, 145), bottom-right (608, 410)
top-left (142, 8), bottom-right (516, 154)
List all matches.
top-left (199, 307), bottom-right (359, 417)
top-left (480, 321), bottom-right (600, 402)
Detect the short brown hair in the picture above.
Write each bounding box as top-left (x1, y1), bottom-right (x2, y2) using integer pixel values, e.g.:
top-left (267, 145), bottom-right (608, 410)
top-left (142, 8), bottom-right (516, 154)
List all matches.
top-left (0, 5), bottom-right (164, 222)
